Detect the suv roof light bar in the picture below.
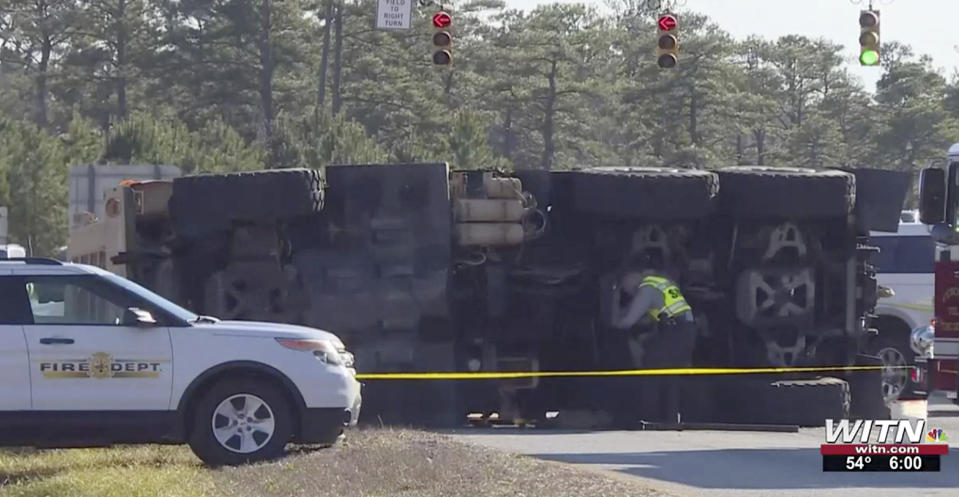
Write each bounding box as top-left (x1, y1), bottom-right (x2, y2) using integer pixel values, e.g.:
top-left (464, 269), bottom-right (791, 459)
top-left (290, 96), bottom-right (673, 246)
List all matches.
top-left (0, 257), bottom-right (64, 265)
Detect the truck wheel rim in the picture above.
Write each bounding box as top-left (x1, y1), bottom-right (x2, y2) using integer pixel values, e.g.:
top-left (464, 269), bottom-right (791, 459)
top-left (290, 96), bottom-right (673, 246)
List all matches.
top-left (878, 347), bottom-right (908, 401)
top-left (212, 394), bottom-right (276, 454)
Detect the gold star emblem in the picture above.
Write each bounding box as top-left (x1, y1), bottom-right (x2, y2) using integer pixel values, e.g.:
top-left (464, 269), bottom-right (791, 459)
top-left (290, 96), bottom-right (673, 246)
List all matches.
top-left (88, 352), bottom-right (114, 379)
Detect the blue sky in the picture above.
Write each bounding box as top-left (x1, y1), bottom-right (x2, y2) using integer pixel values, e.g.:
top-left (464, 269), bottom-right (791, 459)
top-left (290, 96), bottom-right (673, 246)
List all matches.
top-left (507, 0), bottom-right (959, 91)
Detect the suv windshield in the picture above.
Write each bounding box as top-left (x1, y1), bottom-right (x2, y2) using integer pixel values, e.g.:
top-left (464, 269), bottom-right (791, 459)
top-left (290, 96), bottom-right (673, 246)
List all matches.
top-left (99, 271), bottom-right (199, 323)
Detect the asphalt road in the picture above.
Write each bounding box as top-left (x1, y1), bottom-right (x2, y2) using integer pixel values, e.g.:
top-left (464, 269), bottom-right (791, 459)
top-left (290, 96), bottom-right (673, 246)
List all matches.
top-left (450, 394), bottom-right (959, 497)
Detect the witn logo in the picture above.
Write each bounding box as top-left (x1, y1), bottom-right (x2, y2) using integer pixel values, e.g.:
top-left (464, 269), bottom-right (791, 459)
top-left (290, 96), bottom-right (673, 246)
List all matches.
top-left (926, 429), bottom-right (948, 443)
top-left (824, 419), bottom-right (926, 444)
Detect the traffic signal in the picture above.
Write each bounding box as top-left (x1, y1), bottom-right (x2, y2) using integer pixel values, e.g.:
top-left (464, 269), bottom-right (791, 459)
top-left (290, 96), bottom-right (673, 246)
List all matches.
top-left (432, 11), bottom-right (452, 65)
top-left (859, 9), bottom-right (880, 66)
top-left (657, 14), bottom-right (679, 68)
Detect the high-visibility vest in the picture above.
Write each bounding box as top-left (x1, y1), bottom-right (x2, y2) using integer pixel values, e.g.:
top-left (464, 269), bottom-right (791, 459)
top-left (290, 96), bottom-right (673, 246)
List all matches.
top-left (638, 275), bottom-right (692, 322)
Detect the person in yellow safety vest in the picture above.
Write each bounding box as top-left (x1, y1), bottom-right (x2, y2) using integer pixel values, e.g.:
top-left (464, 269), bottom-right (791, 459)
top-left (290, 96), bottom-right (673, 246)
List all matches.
top-left (612, 269), bottom-right (697, 425)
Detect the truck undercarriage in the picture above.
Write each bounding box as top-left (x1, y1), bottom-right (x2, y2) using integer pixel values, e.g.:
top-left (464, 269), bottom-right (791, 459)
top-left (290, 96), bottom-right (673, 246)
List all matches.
top-left (68, 163), bottom-right (911, 428)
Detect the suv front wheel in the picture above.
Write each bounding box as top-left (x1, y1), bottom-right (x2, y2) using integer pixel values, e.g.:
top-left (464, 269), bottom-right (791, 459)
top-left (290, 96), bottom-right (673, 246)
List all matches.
top-left (187, 378), bottom-right (294, 466)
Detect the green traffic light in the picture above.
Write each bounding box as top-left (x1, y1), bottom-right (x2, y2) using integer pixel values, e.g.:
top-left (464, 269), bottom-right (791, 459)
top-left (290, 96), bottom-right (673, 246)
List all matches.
top-left (860, 50), bottom-right (879, 66)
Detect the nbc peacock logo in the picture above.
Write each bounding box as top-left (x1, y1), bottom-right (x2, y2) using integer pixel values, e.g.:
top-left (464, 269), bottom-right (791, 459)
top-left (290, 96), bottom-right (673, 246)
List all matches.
top-left (926, 428), bottom-right (947, 443)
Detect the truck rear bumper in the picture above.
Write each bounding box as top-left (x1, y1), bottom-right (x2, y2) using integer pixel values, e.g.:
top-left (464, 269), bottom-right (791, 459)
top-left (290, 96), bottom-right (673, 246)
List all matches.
top-left (911, 357), bottom-right (930, 398)
top-left (927, 358), bottom-right (958, 394)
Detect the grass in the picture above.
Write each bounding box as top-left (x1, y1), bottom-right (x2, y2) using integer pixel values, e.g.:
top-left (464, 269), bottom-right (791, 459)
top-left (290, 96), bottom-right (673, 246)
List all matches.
top-left (0, 446), bottom-right (216, 497)
top-left (0, 429), bottom-right (673, 497)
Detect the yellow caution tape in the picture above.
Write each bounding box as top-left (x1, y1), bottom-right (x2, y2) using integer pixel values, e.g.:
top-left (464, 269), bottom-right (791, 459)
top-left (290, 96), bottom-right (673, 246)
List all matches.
top-left (355, 364), bottom-right (908, 380)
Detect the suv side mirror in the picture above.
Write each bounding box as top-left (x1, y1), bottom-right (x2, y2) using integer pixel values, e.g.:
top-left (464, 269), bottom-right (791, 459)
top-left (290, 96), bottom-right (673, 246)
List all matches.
top-left (122, 307), bottom-right (157, 327)
top-left (919, 167), bottom-right (946, 224)
top-left (878, 285), bottom-right (895, 299)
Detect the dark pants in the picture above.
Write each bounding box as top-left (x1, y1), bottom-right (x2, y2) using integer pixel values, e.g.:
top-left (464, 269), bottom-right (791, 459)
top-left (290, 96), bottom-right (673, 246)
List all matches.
top-left (637, 319), bottom-right (697, 423)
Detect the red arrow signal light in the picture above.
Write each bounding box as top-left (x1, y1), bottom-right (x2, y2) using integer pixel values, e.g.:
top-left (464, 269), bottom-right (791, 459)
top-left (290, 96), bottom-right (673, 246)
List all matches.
top-left (432, 11), bottom-right (452, 29)
top-left (658, 15), bottom-right (677, 31)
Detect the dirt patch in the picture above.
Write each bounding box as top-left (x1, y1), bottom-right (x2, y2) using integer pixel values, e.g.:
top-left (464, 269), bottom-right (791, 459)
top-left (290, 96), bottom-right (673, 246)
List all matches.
top-left (215, 427), bottom-right (674, 497)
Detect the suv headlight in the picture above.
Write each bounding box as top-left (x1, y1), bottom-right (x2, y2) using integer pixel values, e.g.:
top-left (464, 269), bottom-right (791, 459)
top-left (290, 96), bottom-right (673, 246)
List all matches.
top-left (276, 338), bottom-right (344, 366)
top-left (910, 324), bottom-right (935, 357)
top-left (340, 350), bottom-right (355, 369)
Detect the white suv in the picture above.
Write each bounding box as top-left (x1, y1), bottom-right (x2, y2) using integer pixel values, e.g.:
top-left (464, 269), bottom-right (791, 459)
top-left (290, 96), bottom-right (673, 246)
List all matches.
top-left (0, 258), bottom-right (361, 465)
top-left (869, 219), bottom-right (935, 401)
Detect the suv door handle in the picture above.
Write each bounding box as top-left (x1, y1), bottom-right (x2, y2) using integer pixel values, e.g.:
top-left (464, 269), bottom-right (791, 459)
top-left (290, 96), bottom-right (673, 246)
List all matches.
top-left (39, 338), bottom-right (74, 345)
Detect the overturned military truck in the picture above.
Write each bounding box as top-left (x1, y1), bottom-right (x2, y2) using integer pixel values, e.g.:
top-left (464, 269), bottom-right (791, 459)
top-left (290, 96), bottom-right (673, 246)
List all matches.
top-left (68, 164), bottom-right (911, 427)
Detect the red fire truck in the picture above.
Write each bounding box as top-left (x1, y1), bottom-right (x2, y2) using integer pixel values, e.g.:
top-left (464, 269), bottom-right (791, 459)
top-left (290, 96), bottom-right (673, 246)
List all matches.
top-left (917, 142), bottom-right (959, 402)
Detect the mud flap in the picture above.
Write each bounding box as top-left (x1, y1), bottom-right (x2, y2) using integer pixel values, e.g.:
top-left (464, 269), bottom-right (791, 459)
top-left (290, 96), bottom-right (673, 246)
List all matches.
top-left (847, 168), bottom-right (912, 235)
top-left (716, 375), bottom-right (850, 426)
top-left (845, 353), bottom-right (892, 420)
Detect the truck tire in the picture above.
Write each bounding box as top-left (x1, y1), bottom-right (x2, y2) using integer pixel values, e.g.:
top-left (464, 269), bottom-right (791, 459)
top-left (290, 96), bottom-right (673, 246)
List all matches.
top-left (571, 167), bottom-right (718, 220)
top-left (187, 378), bottom-right (294, 466)
top-left (170, 168), bottom-right (323, 237)
top-left (716, 166), bottom-right (855, 219)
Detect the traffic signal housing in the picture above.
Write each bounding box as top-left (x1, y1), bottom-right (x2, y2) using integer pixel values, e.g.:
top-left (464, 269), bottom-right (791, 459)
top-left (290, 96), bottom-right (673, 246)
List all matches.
top-left (432, 11), bottom-right (452, 65)
top-left (657, 14), bottom-right (679, 68)
top-left (859, 9), bottom-right (880, 66)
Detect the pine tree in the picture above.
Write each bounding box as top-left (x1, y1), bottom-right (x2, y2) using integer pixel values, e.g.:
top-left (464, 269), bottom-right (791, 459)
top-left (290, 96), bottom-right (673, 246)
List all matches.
top-left (0, 121), bottom-right (68, 255)
top-left (446, 110), bottom-right (507, 170)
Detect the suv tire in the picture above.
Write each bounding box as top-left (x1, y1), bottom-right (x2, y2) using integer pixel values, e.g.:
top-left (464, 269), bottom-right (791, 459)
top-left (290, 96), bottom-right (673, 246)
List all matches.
top-left (717, 166), bottom-right (855, 219)
top-left (571, 167), bottom-right (718, 219)
top-left (187, 378), bottom-right (294, 466)
top-left (868, 323), bottom-right (917, 402)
